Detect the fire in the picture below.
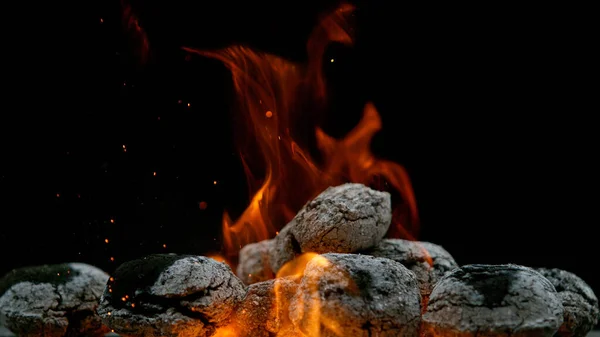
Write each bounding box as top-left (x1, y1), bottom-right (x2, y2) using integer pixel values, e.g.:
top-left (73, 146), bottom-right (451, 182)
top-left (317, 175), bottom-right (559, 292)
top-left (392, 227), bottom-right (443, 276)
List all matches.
top-left (276, 252), bottom-right (320, 280)
top-left (184, 3), bottom-right (419, 262)
top-left (290, 255), bottom-right (339, 336)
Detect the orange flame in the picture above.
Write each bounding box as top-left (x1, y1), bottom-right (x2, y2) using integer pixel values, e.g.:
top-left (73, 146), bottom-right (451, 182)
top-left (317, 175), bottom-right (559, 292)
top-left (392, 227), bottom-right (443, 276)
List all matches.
top-left (185, 4), bottom-right (418, 260)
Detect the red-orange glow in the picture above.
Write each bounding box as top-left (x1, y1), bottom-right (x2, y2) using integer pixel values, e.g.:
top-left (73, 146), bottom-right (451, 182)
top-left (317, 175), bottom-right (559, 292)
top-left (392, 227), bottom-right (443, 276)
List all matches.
top-left (121, 0), bottom-right (149, 65)
top-left (206, 253), bottom-right (233, 270)
top-left (213, 326), bottom-right (238, 337)
top-left (276, 252), bottom-right (320, 279)
top-left (199, 201), bottom-right (208, 210)
top-left (185, 3), bottom-right (419, 261)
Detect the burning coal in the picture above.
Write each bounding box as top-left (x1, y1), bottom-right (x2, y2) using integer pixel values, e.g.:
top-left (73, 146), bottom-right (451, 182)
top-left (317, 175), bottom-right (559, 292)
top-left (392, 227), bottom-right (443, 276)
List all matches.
top-left (1, 3), bottom-right (598, 337)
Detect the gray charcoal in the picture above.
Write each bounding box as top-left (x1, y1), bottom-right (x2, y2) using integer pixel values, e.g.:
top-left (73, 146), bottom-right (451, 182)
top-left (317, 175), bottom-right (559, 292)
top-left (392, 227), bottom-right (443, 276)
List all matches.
top-left (290, 253), bottom-right (421, 337)
top-left (269, 222), bottom-right (300, 274)
top-left (0, 326), bottom-right (14, 337)
top-left (97, 254), bottom-right (246, 337)
top-left (0, 262), bottom-right (110, 337)
top-left (226, 277), bottom-right (301, 337)
top-left (236, 240), bottom-right (275, 285)
top-left (423, 264), bottom-right (565, 337)
top-left (365, 238), bottom-right (458, 309)
top-left (270, 183), bottom-right (392, 272)
top-left (537, 268), bottom-right (600, 337)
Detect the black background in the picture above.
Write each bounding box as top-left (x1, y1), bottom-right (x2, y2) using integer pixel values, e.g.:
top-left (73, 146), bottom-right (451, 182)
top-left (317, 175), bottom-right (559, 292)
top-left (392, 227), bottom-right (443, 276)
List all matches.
top-left (1, 0), bottom-right (597, 315)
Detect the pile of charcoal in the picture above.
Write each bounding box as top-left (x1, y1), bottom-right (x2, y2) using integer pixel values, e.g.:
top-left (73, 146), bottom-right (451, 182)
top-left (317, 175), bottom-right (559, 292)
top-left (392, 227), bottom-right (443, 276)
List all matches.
top-left (1, 183), bottom-right (598, 337)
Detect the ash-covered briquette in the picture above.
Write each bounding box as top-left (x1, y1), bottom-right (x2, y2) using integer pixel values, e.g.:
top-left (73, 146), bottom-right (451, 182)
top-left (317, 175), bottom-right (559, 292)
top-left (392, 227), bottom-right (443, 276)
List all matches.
top-left (270, 183), bottom-right (392, 272)
top-left (364, 239), bottom-right (458, 309)
top-left (236, 239), bottom-right (275, 285)
top-left (536, 268), bottom-right (600, 337)
top-left (226, 277), bottom-right (301, 337)
top-left (269, 223), bottom-right (299, 274)
top-left (423, 264), bottom-right (565, 337)
top-left (290, 253), bottom-right (421, 337)
top-left (97, 254), bottom-right (246, 337)
top-left (0, 262), bottom-right (110, 337)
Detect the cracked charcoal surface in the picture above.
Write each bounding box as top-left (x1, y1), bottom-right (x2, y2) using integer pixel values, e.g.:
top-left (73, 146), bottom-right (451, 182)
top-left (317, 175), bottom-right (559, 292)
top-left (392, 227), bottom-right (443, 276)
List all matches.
top-left (97, 254), bottom-right (246, 337)
top-left (226, 277), bottom-right (301, 337)
top-left (290, 253), bottom-right (421, 337)
top-left (269, 221), bottom-right (300, 273)
top-left (423, 264), bottom-right (564, 337)
top-left (0, 262), bottom-right (110, 337)
top-left (536, 268), bottom-right (600, 337)
top-left (364, 239), bottom-right (458, 309)
top-left (270, 183), bottom-right (392, 272)
top-left (236, 240), bottom-right (275, 285)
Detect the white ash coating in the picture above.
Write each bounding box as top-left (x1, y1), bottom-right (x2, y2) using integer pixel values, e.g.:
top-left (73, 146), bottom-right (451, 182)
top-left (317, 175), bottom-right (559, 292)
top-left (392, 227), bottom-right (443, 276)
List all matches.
top-left (536, 268), bottom-right (600, 337)
top-left (236, 240), bottom-right (275, 285)
top-left (0, 263), bottom-right (110, 337)
top-left (290, 253), bottom-right (421, 337)
top-left (227, 277), bottom-right (301, 337)
top-left (365, 239), bottom-right (458, 306)
top-left (97, 306), bottom-right (207, 337)
top-left (97, 254), bottom-right (246, 337)
top-left (270, 183), bottom-right (392, 272)
top-left (423, 264), bottom-right (565, 337)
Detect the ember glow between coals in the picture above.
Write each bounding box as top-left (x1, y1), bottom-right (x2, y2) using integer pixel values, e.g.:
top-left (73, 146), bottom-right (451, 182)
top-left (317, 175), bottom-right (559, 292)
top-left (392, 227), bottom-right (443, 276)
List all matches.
top-left (186, 4), bottom-right (425, 336)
